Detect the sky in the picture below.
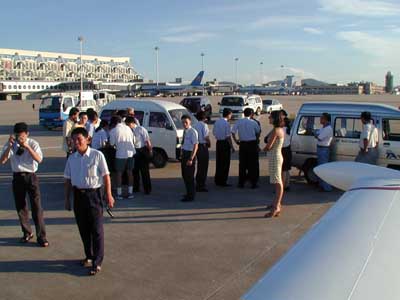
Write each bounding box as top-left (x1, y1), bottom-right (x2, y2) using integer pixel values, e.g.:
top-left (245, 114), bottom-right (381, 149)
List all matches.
top-left (1, 0), bottom-right (400, 85)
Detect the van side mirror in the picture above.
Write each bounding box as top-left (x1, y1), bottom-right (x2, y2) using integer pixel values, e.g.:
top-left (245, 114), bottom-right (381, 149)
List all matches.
top-left (245, 102), bottom-right (249, 106)
top-left (217, 102), bottom-right (221, 105)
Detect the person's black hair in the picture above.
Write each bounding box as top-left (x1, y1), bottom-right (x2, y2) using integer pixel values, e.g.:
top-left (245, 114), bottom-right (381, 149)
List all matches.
top-left (71, 127), bottom-right (89, 138)
top-left (125, 116), bottom-right (136, 125)
top-left (280, 109), bottom-right (288, 117)
top-left (14, 122), bottom-right (28, 134)
top-left (117, 110), bottom-right (127, 119)
top-left (196, 111), bottom-right (206, 121)
top-left (88, 110), bottom-right (98, 122)
top-left (79, 111), bottom-right (88, 118)
top-left (361, 111), bottom-right (371, 122)
top-left (322, 112), bottom-right (331, 123)
top-left (244, 108), bottom-right (253, 117)
top-left (222, 108), bottom-right (232, 117)
top-left (86, 108), bottom-right (95, 119)
top-left (270, 110), bottom-right (282, 128)
top-left (69, 107), bottom-right (79, 117)
top-left (95, 120), bottom-right (108, 133)
top-left (110, 115), bottom-right (122, 127)
top-left (284, 117), bottom-right (291, 134)
top-left (181, 114), bottom-right (191, 121)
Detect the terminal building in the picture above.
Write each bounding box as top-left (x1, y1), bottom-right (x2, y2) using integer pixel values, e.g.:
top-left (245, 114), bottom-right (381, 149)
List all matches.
top-left (0, 48), bottom-right (142, 100)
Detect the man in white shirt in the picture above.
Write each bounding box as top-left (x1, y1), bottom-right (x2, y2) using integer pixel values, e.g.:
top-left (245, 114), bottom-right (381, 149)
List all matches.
top-left (231, 108), bottom-right (261, 189)
top-left (213, 108), bottom-right (234, 186)
top-left (0, 122), bottom-right (49, 247)
top-left (194, 111), bottom-right (211, 192)
top-left (181, 115), bottom-right (199, 202)
top-left (64, 127), bottom-right (114, 276)
top-left (126, 116), bottom-right (152, 195)
top-left (109, 116), bottom-right (136, 200)
top-left (314, 113), bottom-right (333, 192)
top-left (62, 107), bottom-right (79, 157)
top-left (356, 111), bottom-right (379, 165)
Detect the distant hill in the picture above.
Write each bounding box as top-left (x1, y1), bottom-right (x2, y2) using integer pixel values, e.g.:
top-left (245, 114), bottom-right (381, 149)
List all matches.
top-left (301, 78), bottom-right (330, 86)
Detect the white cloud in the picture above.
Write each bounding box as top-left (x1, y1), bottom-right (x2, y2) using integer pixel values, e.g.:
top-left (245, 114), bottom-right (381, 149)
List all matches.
top-left (336, 31), bottom-right (400, 61)
top-left (241, 39), bottom-right (325, 52)
top-left (277, 66), bottom-right (316, 78)
top-left (161, 32), bottom-right (216, 44)
top-left (166, 26), bottom-right (196, 34)
top-left (250, 16), bottom-right (328, 29)
top-left (303, 27), bottom-right (324, 35)
top-left (319, 0), bottom-right (400, 17)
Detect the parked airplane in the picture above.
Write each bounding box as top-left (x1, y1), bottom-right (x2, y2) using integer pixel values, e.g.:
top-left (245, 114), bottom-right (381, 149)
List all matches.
top-left (243, 161), bottom-right (400, 300)
top-left (240, 78), bottom-right (298, 95)
top-left (139, 71), bottom-right (204, 96)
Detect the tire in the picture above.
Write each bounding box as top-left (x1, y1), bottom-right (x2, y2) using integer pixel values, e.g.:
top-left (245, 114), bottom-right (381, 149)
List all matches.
top-left (151, 149), bottom-right (168, 168)
top-left (302, 158), bottom-right (319, 185)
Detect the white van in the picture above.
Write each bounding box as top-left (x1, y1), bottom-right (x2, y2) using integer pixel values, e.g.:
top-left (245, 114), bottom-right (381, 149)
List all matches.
top-left (99, 99), bottom-right (197, 168)
top-left (218, 94), bottom-right (263, 119)
top-left (291, 102), bottom-right (400, 183)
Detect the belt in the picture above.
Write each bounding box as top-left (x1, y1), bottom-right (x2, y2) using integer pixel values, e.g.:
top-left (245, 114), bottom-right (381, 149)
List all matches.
top-left (182, 149), bottom-right (192, 153)
top-left (13, 172), bottom-right (34, 176)
top-left (73, 187), bottom-right (101, 193)
top-left (317, 145), bottom-right (330, 148)
top-left (240, 140), bottom-right (257, 143)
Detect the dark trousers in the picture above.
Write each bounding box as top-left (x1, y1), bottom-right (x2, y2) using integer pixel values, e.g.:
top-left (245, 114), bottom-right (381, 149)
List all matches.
top-left (181, 150), bottom-right (196, 200)
top-left (12, 172), bottom-right (46, 240)
top-left (214, 140), bottom-right (231, 185)
top-left (239, 140), bottom-right (259, 186)
top-left (73, 188), bottom-right (104, 267)
top-left (196, 144), bottom-right (209, 188)
top-left (133, 147), bottom-right (152, 193)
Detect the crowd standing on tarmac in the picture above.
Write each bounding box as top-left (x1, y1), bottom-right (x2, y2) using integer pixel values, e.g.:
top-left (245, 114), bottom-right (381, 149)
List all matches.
top-left (1, 103), bottom-right (380, 276)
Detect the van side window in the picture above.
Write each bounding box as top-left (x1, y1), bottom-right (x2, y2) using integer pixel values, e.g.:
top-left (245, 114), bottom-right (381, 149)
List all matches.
top-left (134, 111), bottom-right (144, 125)
top-left (297, 116), bottom-right (318, 136)
top-left (382, 119), bottom-right (400, 141)
top-left (149, 112), bottom-right (171, 128)
top-left (334, 118), bottom-right (362, 139)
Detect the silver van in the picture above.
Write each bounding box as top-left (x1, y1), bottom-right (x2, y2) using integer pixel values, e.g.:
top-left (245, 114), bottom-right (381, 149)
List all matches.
top-left (291, 102), bottom-right (400, 183)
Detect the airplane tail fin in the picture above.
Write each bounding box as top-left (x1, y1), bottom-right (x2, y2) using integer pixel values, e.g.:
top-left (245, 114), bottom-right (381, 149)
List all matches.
top-left (190, 71), bottom-right (204, 86)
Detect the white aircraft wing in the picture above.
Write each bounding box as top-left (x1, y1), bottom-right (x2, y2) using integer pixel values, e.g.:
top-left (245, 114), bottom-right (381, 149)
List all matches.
top-left (243, 163), bottom-right (400, 300)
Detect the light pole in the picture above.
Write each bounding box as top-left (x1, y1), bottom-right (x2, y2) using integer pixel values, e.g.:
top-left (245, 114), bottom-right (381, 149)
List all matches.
top-left (201, 52), bottom-right (205, 95)
top-left (260, 61), bottom-right (264, 85)
top-left (155, 46), bottom-right (159, 86)
top-left (78, 36), bottom-right (84, 95)
top-left (234, 57), bottom-right (239, 92)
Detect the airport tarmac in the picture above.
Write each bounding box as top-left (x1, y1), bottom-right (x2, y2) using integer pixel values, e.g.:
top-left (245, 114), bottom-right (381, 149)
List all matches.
top-left (0, 95), bottom-right (397, 300)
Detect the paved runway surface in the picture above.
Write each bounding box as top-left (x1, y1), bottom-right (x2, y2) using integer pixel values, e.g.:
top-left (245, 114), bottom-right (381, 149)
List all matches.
top-left (1, 95), bottom-right (397, 300)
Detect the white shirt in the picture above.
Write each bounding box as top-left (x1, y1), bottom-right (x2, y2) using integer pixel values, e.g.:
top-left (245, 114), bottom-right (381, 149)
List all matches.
top-left (62, 118), bottom-right (74, 152)
top-left (91, 129), bottom-right (109, 150)
top-left (64, 147), bottom-right (109, 189)
top-left (182, 127), bottom-right (199, 151)
top-left (213, 118), bottom-right (231, 141)
top-left (193, 121), bottom-right (209, 144)
top-left (231, 117), bottom-right (261, 142)
top-left (109, 123), bottom-right (136, 159)
top-left (283, 127), bottom-right (291, 148)
top-left (133, 126), bottom-right (150, 149)
top-left (316, 124), bottom-right (333, 147)
top-left (360, 123), bottom-right (378, 148)
top-left (1, 138), bottom-right (42, 173)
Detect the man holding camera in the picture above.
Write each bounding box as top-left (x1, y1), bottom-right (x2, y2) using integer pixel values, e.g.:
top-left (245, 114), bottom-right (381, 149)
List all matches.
top-left (0, 122), bottom-right (49, 247)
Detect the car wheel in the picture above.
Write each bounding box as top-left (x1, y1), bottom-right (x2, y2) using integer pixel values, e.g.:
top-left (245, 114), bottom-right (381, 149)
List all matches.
top-left (303, 158), bottom-right (319, 185)
top-left (151, 149), bottom-right (168, 168)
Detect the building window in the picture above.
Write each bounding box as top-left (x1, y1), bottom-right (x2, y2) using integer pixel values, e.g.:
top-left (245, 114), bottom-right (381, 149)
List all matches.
top-left (42, 85), bottom-right (45, 89)
top-left (23, 85), bottom-right (26, 89)
top-left (28, 85), bottom-right (31, 89)
top-left (14, 85), bottom-right (17, 89)
top-left (18, 85), bottom-right (21, 89)
top-left (33, 86), bottom-right (36, 89)
top-left (8, 85), bottom-right (11, 89)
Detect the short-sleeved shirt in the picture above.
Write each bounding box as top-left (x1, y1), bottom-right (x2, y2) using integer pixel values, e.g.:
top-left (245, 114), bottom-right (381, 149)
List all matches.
top-left (231, 117), bottom-right (261, 142)
top-left (1, 138), bottom-right (43, 173)
top-left (64, 147), bottom-right (110, 189)
top-left (91, 129), bottom-right (109, 150)
top-left (316, 124), bottom-right (333, 147)
top-left (182, 127), bottom-right (199, 151)
top-left (193, 121), bottom-right (209, 144)
top-left (213, 118), bottom-right (231, 141)
top-left (109, 123), bottom-right (136, 159)
top-left (62, 118), bottom-right (75, 152)
top-left (360, 123), bottom-right (378, 148)
top-left (133, 126), bottom-right (150, 149)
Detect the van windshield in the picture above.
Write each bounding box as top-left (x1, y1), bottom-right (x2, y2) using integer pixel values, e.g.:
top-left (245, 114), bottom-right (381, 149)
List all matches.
top-left (40, 96), bottom-right (61, 112)
top-left (221, 97), bottom-right (244, 106)
top-left (169, 109), bottom-right (193, 130)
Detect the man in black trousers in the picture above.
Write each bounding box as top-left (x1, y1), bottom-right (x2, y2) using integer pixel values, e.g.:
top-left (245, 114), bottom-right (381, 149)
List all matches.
top-left (64, 127), bottom-right (114, 276)
top-left (231, 108), bottom-right (261, 188)
top-left (193, 111), bottom-right (211, 192)
top-left (0, 122), bottom-right (49, 247)
top-left (213, 108), bottom-right (234, 186)
top-left (180, 115), bottom-right (199, 202)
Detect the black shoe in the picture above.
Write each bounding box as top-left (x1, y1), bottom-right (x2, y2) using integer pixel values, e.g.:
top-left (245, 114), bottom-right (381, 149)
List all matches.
top-left (37, 238), bottom-right (50, 247)
top-left (20, 233), bottom-right (34, 243)
top-left (284, 187), bottom-right (291, 191)
top-left (196, 187), bottom-right (208, 192)
top-left (251, 184), bottom-right (259, 189)
top-left (237, 184), bottom-right (244, 189)
top-left (181, 197), bottom-right (194, 202)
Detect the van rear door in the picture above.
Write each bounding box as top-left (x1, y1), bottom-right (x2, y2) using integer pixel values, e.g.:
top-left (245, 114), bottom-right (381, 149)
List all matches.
top-left (381, 118), bottom-right (400, 167)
